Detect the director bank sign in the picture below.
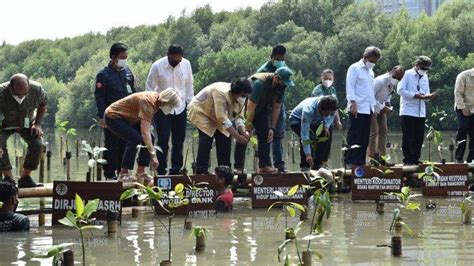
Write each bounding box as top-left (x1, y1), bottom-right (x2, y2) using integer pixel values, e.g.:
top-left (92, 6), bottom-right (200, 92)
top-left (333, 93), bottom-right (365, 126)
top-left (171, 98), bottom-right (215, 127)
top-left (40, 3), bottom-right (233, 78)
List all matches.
top-left (52, 181), bottom-right (122, 225)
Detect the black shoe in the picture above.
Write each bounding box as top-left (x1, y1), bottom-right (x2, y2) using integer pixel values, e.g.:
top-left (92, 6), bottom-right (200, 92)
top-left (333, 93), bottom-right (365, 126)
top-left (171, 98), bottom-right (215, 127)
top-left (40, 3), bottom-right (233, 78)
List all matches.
top-left (2, 176), bottom-right (16, 185)
top-left (277, 166), bottom-right (288, 173)
top-left (196, 170), bottom-right (212, 175)
top-left (17, 176), bottom-right (43, 188)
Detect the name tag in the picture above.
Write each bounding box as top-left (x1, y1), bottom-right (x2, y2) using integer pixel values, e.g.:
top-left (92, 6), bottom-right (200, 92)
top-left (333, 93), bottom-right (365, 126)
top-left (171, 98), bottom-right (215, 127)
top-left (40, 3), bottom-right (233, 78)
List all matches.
top-left (126, 85), bottom-right (132, 94)
top-left (24, 117), bottom-right (30, 128)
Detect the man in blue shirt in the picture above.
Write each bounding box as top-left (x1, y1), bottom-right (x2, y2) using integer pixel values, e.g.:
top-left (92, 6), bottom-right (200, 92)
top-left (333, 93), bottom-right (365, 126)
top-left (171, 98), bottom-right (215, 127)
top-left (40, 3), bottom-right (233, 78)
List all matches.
top-left (345, 46), bottom-right (381, 167)
top-left (0, 181), bottom-right (29, 232)
top-left (95, 43), bottom-right (136, 180)
top-left (397, 56), bottom-right (435, 165)
top-left (289, 96), bottom-right (338, 170)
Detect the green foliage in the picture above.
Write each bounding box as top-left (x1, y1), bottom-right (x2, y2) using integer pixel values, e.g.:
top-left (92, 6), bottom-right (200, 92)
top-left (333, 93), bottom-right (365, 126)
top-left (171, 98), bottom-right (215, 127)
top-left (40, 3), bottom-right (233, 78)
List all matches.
top-left (189, 226), bottom-right (209, 239)
top-left (460, 196), bottom-right (473, 215)
top-left (385, 186), bottom-right (422, 237)
top-left (0, 0), bottom-right (472, 129)
top-left (32, 242), bottom-right (75, 265)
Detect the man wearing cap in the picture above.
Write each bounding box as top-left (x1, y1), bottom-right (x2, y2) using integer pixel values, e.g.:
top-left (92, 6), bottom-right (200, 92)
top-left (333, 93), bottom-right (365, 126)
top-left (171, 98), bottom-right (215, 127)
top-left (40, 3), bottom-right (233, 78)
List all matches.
top-left (345, 46), bottom-right (381, 167)
top-left (397, 56), bottom-right (436, 165)
top-left (368, 65), bottom-right (405, 166)
top-left (95, 43), bottom-right (136, 180)
top-left (146, 44), bottom-right (194, 175)
top-left (0, 74), bottom-right (46, 188)
top-left (245, 67), bottom-right (294, 173)
top-left (454, 67), bottom-right (474, 163)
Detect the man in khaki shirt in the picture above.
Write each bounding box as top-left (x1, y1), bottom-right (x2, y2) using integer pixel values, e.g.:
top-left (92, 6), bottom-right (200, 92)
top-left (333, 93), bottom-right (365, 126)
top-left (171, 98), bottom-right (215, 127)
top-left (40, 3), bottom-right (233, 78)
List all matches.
top-left (188, 79), bottom-right (252, 174)
top-left (454, 68), bottom-right (474, 163)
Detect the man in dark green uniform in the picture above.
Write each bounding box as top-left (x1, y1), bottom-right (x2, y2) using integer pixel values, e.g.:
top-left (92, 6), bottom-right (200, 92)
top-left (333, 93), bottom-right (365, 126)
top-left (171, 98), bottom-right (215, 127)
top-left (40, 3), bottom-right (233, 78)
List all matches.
top-left (0, 74), bottom-right (46, 188)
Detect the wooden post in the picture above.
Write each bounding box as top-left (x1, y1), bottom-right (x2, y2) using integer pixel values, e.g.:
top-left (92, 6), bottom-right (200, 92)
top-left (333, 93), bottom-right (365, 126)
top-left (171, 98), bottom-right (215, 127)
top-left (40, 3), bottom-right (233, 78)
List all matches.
top-left (62, 250), bottom-right (74, 266)
top-left (59, 136), bottom-right (64, 166)
top-left (76, 139), bottom-right (80, 158)
top-left (65, 152), bottom-right (72, 181)
top-left (97, 164), bottom-right (102, 181)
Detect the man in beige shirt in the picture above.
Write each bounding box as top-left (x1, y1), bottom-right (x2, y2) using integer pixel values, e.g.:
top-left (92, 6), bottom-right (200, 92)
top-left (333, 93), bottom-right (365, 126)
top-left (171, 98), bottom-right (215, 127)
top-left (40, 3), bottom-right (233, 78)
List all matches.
top-left (454, 68), bottom-right (474, 163)
top-left (188, 79), bottom-right (252, 174)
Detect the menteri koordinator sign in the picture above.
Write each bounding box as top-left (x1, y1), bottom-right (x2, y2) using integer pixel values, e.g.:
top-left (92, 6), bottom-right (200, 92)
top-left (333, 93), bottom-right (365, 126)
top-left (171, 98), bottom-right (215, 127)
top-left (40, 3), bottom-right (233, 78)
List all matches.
top-left (351, 166), bottom-right (404, 201)
top-left (52, 181), bottom-right (122, 225)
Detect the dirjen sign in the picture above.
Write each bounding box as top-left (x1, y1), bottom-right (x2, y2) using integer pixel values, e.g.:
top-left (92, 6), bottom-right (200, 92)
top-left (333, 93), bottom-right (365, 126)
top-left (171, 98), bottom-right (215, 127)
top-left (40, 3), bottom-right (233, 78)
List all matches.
top-left (251, 173), bottom-right (309, 208)
top-left (351, 166), bottom-right (403, 201)
top-left (421, 164), bottom-right (469, 196)
top-left (52, 181), bottom-right (122, 225)
top-left (154, 175), bottom-right (218, 215)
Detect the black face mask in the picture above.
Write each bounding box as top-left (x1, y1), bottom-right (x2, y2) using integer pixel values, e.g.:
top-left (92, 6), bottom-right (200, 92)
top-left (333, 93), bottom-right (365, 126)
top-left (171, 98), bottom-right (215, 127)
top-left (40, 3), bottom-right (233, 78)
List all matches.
top-left (168, 58), bottom-right (181, 67)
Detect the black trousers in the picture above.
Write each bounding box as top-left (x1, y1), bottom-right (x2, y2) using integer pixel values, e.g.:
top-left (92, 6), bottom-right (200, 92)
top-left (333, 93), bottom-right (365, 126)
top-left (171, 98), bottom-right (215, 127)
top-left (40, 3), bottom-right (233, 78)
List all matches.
top-left (196, 129), bottom-right (231, 174)
top-left (102, 128), bottom-right (126, 178)
top-left (313, 125), bottom-right (333, 166)
top-left (344, 113), bottom-right (371, 166)
top-left (153, 108), bottom-right (187, 175)
top-left (455, 109), bottom-right (474, 162)
top-left (401, 115), bottom-right (425, 164)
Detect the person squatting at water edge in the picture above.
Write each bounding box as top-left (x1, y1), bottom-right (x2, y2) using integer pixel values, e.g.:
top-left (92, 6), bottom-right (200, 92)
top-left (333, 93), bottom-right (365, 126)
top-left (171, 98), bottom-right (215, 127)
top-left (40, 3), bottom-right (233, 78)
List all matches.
top-left (311, 69), bottom-right (343, 169)
top-left (244, 67), bottom-right (295, 174)
top-left (289, 96), bottom-right (338, 171)
top-left (187, 78), bottom-right (253, 175)
top-left (0, 73), bottom-right (47, 188)
top-left (0, 181), bottom-right (30, 232)
top-left (104, 88), bottom-right (181, 185)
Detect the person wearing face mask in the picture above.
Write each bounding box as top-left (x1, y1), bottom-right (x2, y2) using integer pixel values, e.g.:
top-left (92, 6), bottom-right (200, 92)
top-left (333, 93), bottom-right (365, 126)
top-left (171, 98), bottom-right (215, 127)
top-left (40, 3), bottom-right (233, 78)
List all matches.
top-left (146, 44), bottom-right (194, 175)
top-left (95, 43), bottom-right (136, 180)
top-left (188, 78), bottom-right (252, 174)
top-left (289, 96), bottom-right (338, 171)
top-left (0, 181), bottom-right (30, 232)
top-left (368, 65), bottom-right (405, 166)
top-left (345, 46), bottom-right (381, 168)
top-left (397, 56), bottom-right (435, 165)
top-left (0, 73), bottom-right (47, 188)
top-left (104, 88), bottom-right (181, 185)
top-left (311, 69), bottom-right (342, 169)
top-left (245, 67), bottom-right (295, 174)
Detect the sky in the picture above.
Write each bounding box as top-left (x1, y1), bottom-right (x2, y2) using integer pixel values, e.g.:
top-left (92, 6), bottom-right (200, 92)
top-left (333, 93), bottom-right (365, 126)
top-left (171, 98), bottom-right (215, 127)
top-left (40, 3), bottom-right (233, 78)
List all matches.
top-left (0, 0), bottom-right (269, 45)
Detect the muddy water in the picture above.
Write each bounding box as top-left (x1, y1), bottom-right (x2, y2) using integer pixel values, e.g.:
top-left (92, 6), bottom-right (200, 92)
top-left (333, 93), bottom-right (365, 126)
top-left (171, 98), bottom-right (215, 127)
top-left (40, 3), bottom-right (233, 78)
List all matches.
top-left (3, 129), bottom-right (472, 265)
top-left (2, 195), bottom-right (474, 265)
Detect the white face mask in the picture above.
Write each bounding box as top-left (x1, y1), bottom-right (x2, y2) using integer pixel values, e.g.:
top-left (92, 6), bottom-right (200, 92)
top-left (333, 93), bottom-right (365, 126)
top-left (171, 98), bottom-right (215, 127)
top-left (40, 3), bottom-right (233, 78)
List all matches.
top-left (13, 95), bottom-right (26, 105)
top-left (322, 80), bottom-right (333, 88)
top-left (391, 78), bottom-right (398, 86)
top-left (117, 59), bottom-right (127, 68)
top-left (365, 61), bottom-right (375, 70)
top-left (237, 96), bottom-right (247, 105)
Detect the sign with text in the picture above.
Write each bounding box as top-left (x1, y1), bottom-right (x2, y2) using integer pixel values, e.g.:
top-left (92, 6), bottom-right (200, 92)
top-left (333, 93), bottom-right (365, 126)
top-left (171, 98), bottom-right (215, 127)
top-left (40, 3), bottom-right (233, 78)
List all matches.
top-left (153, 175), bottom-right (218, 215)
top-left (421, 164), bottom-right (469, 196)
top-left (351, 166), bottom-right (403, 201)
top-left (52, 181), bottom-right (122, 225)
top-left (251, 173), bottom-right (309, 208)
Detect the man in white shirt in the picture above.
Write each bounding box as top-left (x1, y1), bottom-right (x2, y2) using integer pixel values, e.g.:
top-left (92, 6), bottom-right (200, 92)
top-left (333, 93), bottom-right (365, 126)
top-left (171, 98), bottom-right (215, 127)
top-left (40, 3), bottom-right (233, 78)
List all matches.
top-left (368, 65), bottom-right (404, 165)
top-left (397, 56), bottom-right (436, 165)
top-left (345, 46), bottom-right (381, 167)
top-left (454, 67), bottom-right (474, 163)
top-left (146, 44), bottom-right (194, 175)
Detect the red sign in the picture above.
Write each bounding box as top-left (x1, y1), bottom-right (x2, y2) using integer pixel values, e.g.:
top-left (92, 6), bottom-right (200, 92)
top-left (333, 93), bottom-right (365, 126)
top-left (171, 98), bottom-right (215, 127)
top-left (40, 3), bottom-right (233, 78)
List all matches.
top-left (351, 166), bottom-right (404, 201)
top-left (421, 164), bottom-right (469, 196)
top-left (251, 173), bottom-right (309, 208)
top-left (153, 175), bottom-right (218, 215)
top-left (52, 181), bottom-right (122, 225)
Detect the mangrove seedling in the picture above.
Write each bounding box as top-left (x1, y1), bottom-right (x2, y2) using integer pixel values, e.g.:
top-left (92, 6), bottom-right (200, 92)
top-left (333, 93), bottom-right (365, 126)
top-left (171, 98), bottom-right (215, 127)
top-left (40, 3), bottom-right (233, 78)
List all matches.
top-left (369, 155), bottom-right (395, 177)
top-left (417, 162), bottom-right (443, 185)
top-left (189, 226), bottom-right (209, 252)
top-left (82, 141), bottom-right (107, 182)
top-left (385, 186), bottom-right (421, 237)
top-left (32, 243), bottom-right (75, 266)
top-left (121, 183), bottom-right (189, 264)
top-left (56, 120), bottom-right (77, 154)
top-left (58, 194), bottom-right (102, 265)
top-left (460, 196), bottom-right (473, 224)
top-left (267, 185), bottom-right (306, 239)
top-left (181, 175), bottom-right (209, 229)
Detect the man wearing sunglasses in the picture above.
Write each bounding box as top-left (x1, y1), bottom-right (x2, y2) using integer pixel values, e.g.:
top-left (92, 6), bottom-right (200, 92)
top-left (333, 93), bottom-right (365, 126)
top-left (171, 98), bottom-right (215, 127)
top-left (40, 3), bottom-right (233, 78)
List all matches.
top-left (397, 56), bottom-right (436, 165)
